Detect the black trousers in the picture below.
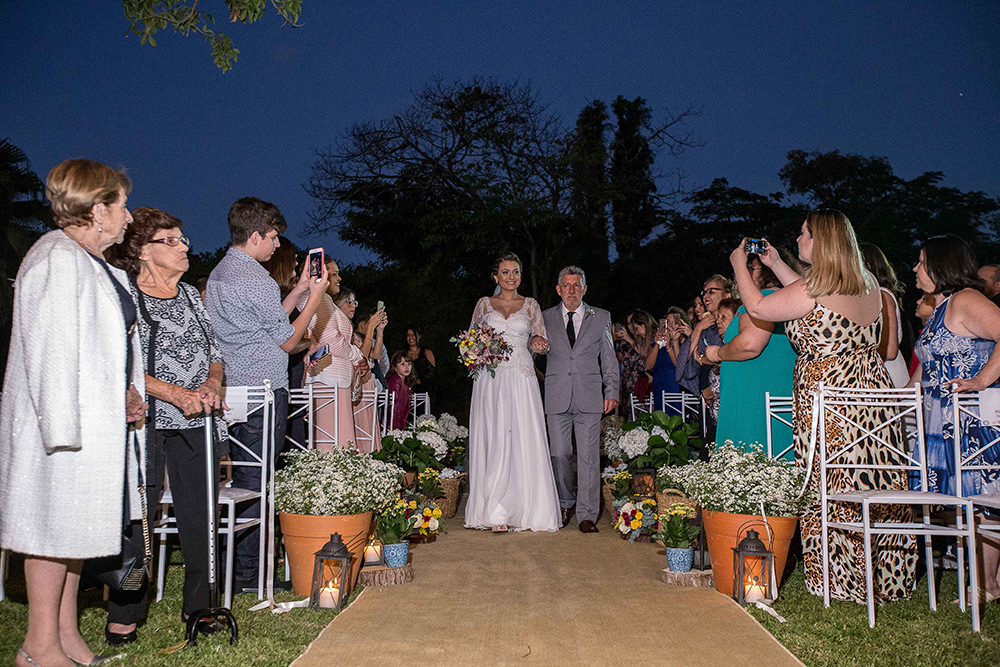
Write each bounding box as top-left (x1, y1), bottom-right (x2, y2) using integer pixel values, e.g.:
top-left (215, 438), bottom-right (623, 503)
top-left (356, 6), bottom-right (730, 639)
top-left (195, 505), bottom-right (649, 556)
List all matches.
top-left (107, 427), bottom-right (217, 623)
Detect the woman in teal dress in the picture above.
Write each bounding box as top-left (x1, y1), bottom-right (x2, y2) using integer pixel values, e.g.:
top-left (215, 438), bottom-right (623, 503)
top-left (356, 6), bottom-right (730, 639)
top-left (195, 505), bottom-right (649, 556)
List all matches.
top-left (706, 254), bottom-right (798, 457)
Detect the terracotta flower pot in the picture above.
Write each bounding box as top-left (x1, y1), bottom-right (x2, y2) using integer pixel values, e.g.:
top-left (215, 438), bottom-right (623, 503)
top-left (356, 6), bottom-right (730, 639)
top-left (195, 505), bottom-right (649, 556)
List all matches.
top-left (701, 510), bottom-right (798, 597)
top-left (279, 511), bottom-right (373, 597)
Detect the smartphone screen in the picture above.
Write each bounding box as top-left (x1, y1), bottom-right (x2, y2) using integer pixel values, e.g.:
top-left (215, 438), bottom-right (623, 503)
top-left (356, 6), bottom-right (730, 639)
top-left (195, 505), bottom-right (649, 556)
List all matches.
top-left (307, 344), bottom-right (330, 365)
top-left (308, 248), bottom-right (324, 280)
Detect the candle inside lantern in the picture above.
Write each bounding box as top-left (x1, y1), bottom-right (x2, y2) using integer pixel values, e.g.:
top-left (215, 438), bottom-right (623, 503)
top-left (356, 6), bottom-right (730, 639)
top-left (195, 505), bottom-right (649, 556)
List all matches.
top-left (364, 544), bottom-right (382, 564)
top-left (317, 582), bottom-right (340, 608)
top-left (744, 575), bottom-right (766, 604)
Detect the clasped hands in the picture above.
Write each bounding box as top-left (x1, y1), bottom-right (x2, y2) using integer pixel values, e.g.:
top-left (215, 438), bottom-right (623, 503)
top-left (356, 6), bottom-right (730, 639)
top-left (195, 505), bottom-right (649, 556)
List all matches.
top-left (530, 335), bottom-right (549, 354)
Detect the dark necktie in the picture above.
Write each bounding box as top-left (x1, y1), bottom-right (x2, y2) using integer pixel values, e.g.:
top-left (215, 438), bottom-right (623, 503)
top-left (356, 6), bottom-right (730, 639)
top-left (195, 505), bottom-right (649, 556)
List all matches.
top-left (567, 311), bottom-right (576, 347)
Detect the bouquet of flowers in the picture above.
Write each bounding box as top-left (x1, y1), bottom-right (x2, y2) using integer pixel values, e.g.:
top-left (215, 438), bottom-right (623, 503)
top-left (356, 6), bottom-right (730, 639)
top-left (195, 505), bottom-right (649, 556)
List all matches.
top-left (612, 497), bottom-right (659, 542)
top-left (408, 497), bottom-right (446, 536)
top-left (662, 441), bottom-right (810, 516)
top-left (652, 503), bottom-right (701, 549)
top-left (375, 495), bottom-right (419, 545)
top-left (451, 323), bottom-right (512, 380)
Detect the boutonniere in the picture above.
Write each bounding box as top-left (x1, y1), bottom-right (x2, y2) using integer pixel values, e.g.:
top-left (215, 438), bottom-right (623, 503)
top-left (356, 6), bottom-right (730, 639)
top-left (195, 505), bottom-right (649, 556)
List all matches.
top-left (585, 308), bottom-right (595, 318)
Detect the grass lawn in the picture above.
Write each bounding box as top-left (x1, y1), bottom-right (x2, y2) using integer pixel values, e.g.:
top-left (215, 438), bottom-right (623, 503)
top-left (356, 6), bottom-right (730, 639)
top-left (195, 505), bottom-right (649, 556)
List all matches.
top-left (0, 551), bottom-right (354, 666)
top-left (747, 563), bottom-right (1000, 666)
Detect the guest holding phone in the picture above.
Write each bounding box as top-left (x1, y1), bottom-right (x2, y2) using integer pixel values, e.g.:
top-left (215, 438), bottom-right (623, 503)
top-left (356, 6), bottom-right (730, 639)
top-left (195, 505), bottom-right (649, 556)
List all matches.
top-left (647, 308), bottom-right (686, 411)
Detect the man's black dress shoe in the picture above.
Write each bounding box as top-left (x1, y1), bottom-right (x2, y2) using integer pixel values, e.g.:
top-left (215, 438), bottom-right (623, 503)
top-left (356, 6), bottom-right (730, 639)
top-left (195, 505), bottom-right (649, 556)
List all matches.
top-left (578, 520), bottom-right (599, 533)
top-left (560, 507), bottom-right (573, 528)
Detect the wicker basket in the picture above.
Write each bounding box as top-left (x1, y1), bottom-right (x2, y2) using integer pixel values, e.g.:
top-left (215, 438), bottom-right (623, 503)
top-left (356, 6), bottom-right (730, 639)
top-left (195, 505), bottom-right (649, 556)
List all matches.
top-left (602, 480), bottom-right (619, 522)
top-left (656, 487), bottom-right (698, 517)
top-left (437, 473), bottom-right (467, 519)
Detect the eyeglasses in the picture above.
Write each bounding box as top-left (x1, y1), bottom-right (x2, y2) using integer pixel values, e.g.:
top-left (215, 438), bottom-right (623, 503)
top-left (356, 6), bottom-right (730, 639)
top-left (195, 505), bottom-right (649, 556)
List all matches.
top-left (344, 298), bottom-right (358, 306)
top-left (148, 236), bottom-right (191, 248)
top-left (700, 287), bottom-right (724, 297)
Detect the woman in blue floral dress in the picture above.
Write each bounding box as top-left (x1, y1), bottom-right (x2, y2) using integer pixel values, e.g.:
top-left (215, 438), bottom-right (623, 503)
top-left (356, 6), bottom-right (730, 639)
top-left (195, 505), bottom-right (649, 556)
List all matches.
top-left (913, 234), bottom-right (1000, 600)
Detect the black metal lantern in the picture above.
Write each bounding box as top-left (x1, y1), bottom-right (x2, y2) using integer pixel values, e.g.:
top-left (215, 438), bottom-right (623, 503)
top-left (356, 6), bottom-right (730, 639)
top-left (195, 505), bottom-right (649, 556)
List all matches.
top-left (630, 468), bottom-right (657, 500)
top-left (732, 527), bottom-right (775, 606)
top-left (691, 510), bottom-right (710, 571)
top-left (360, 536), bottom-right (385, 569)
top-left (309, 533), bottom-right (353, 610)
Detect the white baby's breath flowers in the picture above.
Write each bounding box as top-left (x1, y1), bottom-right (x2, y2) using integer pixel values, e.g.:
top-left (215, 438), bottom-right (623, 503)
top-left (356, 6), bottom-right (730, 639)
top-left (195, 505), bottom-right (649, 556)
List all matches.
top-left (273, 449), bottom-right (403, 516)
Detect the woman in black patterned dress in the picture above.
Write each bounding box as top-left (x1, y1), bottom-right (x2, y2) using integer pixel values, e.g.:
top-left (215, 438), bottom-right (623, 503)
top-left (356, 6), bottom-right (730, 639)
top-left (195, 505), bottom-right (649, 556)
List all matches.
top-left (105, 207), bottom-right (227, 642)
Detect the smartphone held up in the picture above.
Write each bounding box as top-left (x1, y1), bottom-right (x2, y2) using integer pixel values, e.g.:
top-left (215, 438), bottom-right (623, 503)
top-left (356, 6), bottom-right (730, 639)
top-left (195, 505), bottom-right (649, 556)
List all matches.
top-left (308, 248), bottom-right (325, 282)
top-left (743, 238), bottom-right (767, 255)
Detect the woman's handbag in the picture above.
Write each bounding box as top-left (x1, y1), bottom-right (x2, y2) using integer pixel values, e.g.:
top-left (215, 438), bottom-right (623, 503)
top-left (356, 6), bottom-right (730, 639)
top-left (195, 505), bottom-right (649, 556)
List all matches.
top-left (85, 430), bottom-right (152, 592)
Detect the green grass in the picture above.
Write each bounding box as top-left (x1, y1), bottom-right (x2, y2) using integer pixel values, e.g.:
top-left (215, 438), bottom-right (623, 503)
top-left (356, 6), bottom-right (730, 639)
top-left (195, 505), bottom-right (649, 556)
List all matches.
top-left (0, 551), bottom-right (356, 666)
top-left (747, 564), bottom-right (1000, 666)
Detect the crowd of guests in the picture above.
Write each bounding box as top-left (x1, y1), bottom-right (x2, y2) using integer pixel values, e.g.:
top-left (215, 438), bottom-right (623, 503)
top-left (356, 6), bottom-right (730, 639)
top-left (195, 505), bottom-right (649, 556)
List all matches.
top-left (608, 210), bottom-right (1000, 606)
top-left (1, 158), bottom-right (999, 664)
top-left (0, 159), bottom-right (437, 665)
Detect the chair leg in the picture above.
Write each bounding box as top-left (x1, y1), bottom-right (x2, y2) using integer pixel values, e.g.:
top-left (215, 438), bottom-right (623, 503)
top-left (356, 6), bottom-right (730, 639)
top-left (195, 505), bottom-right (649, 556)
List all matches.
top-left (821, 506), bottom-right (831, 608)
top-left (921, 505), bottom-right (936, 611)
top-left (156, 534), bottom-right (168, 603)
top-left (956, 507), bottom-right (967, 612)
top-left (966, 504), bottom-right (981, 633)
top-left (0, 548), bottom-right (7, 602)
top-left (863, 501), bottom-right (876, 628)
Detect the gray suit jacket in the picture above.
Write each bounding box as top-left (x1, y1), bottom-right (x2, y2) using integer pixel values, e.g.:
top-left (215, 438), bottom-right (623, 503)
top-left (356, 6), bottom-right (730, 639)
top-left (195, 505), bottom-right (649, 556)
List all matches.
top-left (542, 302), bottom-right (620, 414)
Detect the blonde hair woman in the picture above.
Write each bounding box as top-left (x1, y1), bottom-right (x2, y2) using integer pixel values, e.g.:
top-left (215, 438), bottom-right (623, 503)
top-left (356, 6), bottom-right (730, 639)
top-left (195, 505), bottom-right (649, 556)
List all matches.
top-left (731, 209), bottom-right (916, 606)
top-left (0, 159), bottom-right (146, 666)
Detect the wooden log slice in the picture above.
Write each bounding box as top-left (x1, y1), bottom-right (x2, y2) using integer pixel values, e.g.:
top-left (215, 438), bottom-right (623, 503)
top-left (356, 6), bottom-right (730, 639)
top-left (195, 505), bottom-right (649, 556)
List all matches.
top-left (357, 563), bottom-right (414, 586)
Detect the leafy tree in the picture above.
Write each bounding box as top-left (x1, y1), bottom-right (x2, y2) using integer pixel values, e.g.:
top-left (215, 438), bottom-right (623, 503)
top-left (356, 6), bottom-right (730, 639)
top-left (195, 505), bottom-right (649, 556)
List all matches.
top-left (609, 96), bottom-right (659, 262)
top-left (306, 77), bottom-right (573, 303)
top-left (566, 100), bottom-right (612, 279)
top-left (121, 0), bottom-right (302, 72)
top-left (0, 140), bottom-right (53, 375)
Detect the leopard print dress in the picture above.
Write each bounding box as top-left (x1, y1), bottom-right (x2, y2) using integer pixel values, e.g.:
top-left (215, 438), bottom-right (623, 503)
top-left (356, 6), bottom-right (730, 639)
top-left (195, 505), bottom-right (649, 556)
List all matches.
top-left (786, 303), bottom-right (917, 604)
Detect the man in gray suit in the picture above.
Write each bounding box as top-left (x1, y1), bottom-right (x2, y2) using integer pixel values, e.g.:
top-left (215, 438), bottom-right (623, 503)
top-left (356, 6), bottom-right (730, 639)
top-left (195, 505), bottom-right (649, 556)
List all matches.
top-left (542, 266), bottom-right (620, 533)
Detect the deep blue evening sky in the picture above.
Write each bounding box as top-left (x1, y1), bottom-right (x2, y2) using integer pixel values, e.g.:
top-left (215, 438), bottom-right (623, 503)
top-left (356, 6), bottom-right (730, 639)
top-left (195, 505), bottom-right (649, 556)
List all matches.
top-left (2, 2), bottom-right (997, 265)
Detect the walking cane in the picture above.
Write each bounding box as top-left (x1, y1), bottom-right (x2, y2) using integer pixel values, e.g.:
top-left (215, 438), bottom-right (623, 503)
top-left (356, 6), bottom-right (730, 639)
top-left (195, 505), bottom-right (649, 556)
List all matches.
top-left (185, 414), bottom-right (239, 646)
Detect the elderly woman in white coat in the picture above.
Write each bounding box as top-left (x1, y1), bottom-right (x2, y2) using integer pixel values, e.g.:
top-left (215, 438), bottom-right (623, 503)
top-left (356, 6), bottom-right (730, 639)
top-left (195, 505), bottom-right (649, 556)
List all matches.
top-left (0, 159), bottom-right (146, 667)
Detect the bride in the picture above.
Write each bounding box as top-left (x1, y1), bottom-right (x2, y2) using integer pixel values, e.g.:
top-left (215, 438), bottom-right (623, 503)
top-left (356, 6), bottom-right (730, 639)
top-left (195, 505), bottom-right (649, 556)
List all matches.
top-left (465, 253), bottom-right (561, 532)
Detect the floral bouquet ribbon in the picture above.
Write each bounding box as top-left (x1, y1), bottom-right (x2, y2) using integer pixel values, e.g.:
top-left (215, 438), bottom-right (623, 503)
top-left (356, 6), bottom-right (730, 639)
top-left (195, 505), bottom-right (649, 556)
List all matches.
top-left (450, 323), bottom-right (512, 380)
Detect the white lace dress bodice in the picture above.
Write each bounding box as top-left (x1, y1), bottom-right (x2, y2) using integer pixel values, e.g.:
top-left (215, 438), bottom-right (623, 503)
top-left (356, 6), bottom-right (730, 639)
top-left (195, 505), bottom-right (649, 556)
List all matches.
top-left (465, 295), bottom-right (560, 532)
top-left (470, 297), bottom-right (546, 378)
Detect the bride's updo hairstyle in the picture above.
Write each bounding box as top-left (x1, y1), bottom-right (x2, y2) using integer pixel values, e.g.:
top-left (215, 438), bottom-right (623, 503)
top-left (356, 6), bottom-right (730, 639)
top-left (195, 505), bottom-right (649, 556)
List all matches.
top-left (492, 252), bottom-right (522, 277)
top-left (802, 208), bottom-right (875, 299)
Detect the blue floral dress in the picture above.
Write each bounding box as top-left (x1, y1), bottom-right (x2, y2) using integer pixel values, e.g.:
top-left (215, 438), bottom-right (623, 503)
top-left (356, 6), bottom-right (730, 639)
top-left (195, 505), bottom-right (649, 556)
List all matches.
top-left (914, 294), bottom-right (1000, 498)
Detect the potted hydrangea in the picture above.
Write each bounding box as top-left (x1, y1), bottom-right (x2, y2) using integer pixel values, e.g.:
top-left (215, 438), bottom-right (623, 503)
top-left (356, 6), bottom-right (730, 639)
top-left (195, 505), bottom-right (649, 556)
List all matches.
top-left (661, 441), bottom-right (810, 596)
top-left (373, 428), bottom-right (444, 487)
top-left (273, 449), bottom-right (402, 596)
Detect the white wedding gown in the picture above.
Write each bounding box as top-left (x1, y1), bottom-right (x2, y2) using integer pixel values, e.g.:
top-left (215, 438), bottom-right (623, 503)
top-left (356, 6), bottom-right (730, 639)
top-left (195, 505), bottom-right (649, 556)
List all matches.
top-left (464, 296), bottom-right (561, 531)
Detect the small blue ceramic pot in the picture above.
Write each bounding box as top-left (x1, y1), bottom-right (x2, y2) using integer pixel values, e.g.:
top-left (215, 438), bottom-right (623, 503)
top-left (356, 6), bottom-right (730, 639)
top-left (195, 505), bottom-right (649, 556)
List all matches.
top-left (666, 547), bottom-right (694, 573)
top-left (383, 542), bottom-right (410, 568)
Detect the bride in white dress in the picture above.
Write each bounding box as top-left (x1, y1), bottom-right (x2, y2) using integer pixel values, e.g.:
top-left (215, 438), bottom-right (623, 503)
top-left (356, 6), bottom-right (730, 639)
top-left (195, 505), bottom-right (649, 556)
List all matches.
top-left (465, 254), bottom-right (561, 532)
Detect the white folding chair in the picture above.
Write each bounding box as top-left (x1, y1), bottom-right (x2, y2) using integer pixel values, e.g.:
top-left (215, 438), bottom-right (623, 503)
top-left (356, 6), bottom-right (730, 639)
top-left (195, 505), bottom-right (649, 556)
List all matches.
top-left (814, 382), bottom-right (979, 631)
top-left (353, 388), bottom-right (380, 451)
top-left (411, 391), bottom-right (430, 424)
top-left (629, 393), bottom-right (654, 420)
top-left (306, 382), bottom-right (340, 451)
top-left (660, 391), bottom-right (700, 423)
top-left (376, 389), bottom-right (395, 435)
top-left (765, 393), bottom-right (795, 460)
top-left (285, 386), bottom-right (313, 452)
top-left (154, 384), bottom-right (275, 608)
top-left (952, 390), bottom-right (1000, 587)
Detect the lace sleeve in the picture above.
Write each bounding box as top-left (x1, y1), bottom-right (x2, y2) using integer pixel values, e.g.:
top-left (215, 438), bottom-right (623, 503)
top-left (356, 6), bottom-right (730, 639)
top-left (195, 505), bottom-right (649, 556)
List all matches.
top-left (470, 296), bottom-right (490, 330)
top-left (527, 298), bottom-right (547, 339)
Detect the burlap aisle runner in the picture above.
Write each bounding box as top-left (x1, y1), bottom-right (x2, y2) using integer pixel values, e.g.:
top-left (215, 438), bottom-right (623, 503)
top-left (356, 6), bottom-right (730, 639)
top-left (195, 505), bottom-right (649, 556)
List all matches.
top-left (291, 510), bottom-right (804, 667)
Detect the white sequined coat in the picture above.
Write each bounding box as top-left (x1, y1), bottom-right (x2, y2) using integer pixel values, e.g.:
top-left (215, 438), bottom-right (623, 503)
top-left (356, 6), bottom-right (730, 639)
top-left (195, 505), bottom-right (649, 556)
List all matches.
top-left (0, 230), bottom-right (145, 558)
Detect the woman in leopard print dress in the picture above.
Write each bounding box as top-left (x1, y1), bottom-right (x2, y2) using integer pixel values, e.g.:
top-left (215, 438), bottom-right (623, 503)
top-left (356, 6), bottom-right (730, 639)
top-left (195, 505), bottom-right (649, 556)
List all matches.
top-left (729, 210), bottom-right (916, 604)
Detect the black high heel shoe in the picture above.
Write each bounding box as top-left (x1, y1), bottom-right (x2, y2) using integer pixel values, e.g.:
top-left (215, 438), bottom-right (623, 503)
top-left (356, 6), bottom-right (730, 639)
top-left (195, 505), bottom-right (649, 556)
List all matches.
top-left (104, 624), bottom-right (138, 647)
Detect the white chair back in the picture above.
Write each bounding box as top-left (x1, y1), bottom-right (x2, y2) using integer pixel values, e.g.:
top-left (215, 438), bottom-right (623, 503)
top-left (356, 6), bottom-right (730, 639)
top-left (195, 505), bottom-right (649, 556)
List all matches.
top-left (951, 389), bottom-right (1000, 498)
top-left (629, 393), bottom-right (654, 420)
top-left (764, 393), bottom-right (795, 460)
top-left (306, 382), bottom-right (340, 451)
top-left (285, 386), bottom-right (312, 452)
top-left (377, 390), bottom-right (395, 435)
top-left (353, 388), bottom-right (380, 451)
top-left (411, 391), bottom-right (430, 424)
